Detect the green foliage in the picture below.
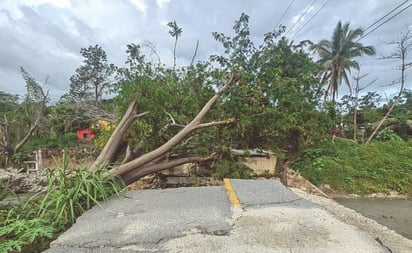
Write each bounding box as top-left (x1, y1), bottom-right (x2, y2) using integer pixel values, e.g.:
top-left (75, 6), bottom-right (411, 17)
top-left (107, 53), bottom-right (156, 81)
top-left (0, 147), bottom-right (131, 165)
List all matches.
top-left (0, 179), bottom-right (14, 202)
top-left (375, 128), bottom-right (403, 142)
top-left (24, 133), bottom-right (78, 150)
top-left (115, 63), bottom-right (217, 155)
top-left (0, 68), bottom-right (48, 165)
top-left (167, 20), bottom-right (182, 39)
top-left (107, 13), bottom-right (334, 168)
top-left (93, 127), bottom-right (115, 151)
top-left (0, 91), bottom-right (19, 116)
top-left (11, 151), bottom-right (29, 165)
top-left (213, 27), bottom-right (327, 151)
top-left (0, 217), bottom-right (55, 253)
top-left (311, 21), bottom-right (376, 102)
top-left (213, 160), bottom-right (254, 179)
top-left (20, 67), bottom-right (49, 105)
top-left (293, 139), bottom-right (412, 194)
top-left (0, 155), bottom-right (124, 252)
top-left (26, 158), bottom-right (123, 229)
top-left (49, 101), bottom-right (91, 134)
top-left (65, 45), bottom-right (116, 103)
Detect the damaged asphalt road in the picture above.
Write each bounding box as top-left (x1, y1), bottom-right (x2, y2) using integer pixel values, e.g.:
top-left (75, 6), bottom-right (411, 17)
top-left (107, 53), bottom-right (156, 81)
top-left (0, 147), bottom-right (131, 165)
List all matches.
top-left (45, 180), bottom-right (394, 253)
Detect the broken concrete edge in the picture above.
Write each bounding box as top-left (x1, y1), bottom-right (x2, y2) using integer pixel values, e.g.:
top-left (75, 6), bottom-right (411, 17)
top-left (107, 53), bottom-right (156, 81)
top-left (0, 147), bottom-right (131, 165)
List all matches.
top-left (291, 188), bottom-right (412, 253)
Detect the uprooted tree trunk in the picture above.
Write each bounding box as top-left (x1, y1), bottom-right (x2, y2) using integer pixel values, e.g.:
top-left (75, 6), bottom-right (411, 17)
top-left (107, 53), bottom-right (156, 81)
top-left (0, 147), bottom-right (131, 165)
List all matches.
top-left (90, 101), bottom-right (149, 171)
top-left (91, 75), bottom-right (238, 185)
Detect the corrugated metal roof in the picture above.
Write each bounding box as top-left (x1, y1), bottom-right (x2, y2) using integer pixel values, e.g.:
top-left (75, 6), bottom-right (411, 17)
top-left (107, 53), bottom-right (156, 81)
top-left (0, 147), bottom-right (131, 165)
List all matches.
top-left (230, 148), bottom-right (275, 157)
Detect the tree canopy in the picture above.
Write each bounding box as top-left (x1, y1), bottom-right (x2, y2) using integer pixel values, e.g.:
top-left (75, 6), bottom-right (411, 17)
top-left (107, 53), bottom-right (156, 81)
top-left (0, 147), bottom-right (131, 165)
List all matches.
top-left (65, 45), bottom-right (116, 104)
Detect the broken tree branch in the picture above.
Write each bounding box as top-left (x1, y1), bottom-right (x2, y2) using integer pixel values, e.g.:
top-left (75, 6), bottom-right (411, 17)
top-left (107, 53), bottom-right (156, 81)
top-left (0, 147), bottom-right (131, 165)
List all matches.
top-left (194, 119), bottom-right (234, 130)
top-left (190, 40), bottom-right (199, 67)
top-left (121, 154), bottom-right (216, 185)
top-left (109, 74), bottom-right (237, 177)
top-left (14, 89), bottom-right (48, 153)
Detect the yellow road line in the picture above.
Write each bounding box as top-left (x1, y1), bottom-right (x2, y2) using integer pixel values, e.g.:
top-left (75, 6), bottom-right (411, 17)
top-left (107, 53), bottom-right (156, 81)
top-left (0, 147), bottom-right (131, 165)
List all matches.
top-left (223, 178), bottom-right (242, 208)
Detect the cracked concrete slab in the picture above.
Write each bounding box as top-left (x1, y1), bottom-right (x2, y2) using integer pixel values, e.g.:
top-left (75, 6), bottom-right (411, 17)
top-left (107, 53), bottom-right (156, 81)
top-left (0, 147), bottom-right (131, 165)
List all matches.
top-left (162, 206), bottom-right (388, 253)
top-left (45, 186), bottom-right (232, 252)
top-left (45, 180), bottom-right (393, 253)
top-left (229, 179), bottom-right (307, 207)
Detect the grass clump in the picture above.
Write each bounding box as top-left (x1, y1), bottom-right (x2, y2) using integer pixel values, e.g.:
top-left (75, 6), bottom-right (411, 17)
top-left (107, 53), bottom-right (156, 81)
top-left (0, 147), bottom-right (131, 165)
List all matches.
top-left (292, 138), bottom-right (412, 195)
top-left (0, 154), bottom-right (124, 253)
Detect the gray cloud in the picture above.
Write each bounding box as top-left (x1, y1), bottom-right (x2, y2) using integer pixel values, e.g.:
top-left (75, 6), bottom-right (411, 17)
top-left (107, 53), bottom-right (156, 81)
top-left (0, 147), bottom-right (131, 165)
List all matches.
top-left (0, 0), bottom-right (410, 102)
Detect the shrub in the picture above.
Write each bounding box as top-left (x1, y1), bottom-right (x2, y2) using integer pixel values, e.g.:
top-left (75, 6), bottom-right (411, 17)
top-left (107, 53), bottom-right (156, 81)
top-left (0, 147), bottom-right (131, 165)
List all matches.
top-left (375, 128), bottom-right (403, 142)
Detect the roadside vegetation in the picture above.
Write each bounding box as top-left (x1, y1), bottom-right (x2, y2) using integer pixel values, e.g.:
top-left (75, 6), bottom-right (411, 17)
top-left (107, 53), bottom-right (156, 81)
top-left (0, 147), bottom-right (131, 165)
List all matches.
top-left (293, 137), bottom-right (412, 195)
top-left (0, 13), bottom-right (411, 252)
top-left (0, 156), bottom-right (123, 253)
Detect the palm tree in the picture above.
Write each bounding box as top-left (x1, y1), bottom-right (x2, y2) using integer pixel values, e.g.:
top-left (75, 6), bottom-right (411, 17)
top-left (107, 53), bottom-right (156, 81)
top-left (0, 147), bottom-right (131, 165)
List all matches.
top-left (311, 21), bottom-right (376, 104)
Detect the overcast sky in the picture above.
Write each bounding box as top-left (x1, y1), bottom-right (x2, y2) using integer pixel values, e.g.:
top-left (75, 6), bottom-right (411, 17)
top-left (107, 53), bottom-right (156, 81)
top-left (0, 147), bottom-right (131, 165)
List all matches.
top-left (0, 0), bottom-right (411, 102)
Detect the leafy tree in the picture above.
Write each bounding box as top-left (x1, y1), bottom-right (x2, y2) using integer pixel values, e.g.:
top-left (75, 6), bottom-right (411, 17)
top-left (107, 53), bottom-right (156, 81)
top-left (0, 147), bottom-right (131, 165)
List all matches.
top-left (67, 45), bottom-right (116, 104)
top-left (359, 92), bottom-right (381, 110)
top-left (311, 21), bottom-right (376, 104)
top-left (211, 14), bottom-right (326, 152)
top-left (57, 45), bottom-right (118, 139)
top-left (116, 43), bottom-right (161, 85)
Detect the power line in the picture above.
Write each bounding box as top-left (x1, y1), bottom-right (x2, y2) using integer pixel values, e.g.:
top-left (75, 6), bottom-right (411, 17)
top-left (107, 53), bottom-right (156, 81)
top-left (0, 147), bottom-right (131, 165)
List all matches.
top-left (290, 0), bottom-right (330, 39)
top-left (363, 0), bottom-right (409, 34)
top-left (358, 3), bottom-right (412, 41)
top-left (274, 0), bottom-right (295, 28)
top-left (285, 0), bottom-right (318, 36)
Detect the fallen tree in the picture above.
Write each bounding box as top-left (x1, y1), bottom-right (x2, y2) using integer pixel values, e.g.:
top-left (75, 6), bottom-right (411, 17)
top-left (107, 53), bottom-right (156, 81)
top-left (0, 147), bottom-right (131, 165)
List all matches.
top-left (91, 74), bottom-right (238, 185)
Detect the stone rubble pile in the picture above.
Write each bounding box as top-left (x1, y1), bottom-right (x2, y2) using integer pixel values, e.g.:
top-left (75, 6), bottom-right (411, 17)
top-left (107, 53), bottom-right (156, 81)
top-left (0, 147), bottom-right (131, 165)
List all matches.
top-left (0, 167), bottom-right (47, 193)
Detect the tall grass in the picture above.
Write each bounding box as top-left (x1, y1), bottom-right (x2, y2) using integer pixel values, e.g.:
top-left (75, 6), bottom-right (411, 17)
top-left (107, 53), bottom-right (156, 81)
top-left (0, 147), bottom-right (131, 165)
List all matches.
top-left (292, 139), bottom-right (412, 195)
top-left (0, 153), bottom-right (124, 253)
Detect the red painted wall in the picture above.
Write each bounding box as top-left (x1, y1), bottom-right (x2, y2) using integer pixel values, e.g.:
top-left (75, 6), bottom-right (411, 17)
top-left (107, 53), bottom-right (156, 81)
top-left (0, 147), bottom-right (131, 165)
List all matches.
top-left (76, 129), bottom-right (95, 141)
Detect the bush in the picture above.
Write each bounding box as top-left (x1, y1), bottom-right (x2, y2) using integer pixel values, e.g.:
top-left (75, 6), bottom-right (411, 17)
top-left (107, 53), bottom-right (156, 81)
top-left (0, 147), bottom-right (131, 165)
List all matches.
top-left (292, 139), bottom-right (412, 195)
top-left (375, 128), bottom-right (403, 142)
